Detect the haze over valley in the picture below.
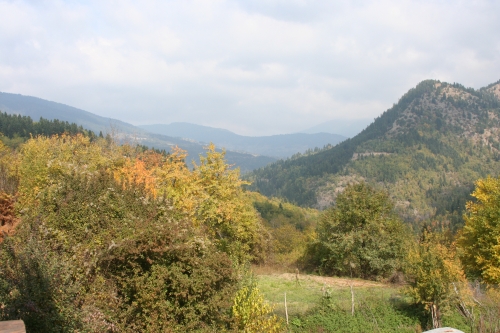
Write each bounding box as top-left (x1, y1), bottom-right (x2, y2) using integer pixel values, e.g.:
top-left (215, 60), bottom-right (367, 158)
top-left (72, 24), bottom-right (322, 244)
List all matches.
top-left (139, 122), bottom-right (347, 158)
top-left (0, 91), bottom-right (353, 171)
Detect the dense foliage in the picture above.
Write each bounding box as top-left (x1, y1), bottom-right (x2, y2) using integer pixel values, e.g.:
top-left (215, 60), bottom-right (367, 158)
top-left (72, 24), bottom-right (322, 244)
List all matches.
top-left (0, 135), bottom-right (282, 332)
top-left (404, 229), bottom-right (470, 328)
top-left (248, 192), bottom-right (318, 268)
top-left (304, 183), bottom-right (408, 279)
top-left (0, 111), bottom-right (96, 147)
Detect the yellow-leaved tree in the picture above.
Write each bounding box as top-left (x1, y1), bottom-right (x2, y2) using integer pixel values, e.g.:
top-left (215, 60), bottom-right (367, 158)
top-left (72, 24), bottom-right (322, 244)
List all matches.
top-left (458, 176), bottom-right (500, 284)
top-left (405, 229), bottom-right (471, 329)
top-left (191, 143), bottom-right (263, 262)
top-left (113, 142), bottom-right (265, 262)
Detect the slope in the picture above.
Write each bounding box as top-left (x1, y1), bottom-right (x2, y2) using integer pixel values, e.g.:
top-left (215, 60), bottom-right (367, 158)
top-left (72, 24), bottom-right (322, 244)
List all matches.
top-left (0, 92), bottom-right (276, 173)
top-left (247, 79), bottom-right (500, 228)
top-left (139, 122), bottom-right (347, 158)
top-left (0, 92), bottom-right (139, 135)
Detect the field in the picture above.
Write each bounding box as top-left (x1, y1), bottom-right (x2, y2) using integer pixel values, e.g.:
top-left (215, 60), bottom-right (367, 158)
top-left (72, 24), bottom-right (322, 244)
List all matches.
top-left (254, 267), bottom-right (471, 333)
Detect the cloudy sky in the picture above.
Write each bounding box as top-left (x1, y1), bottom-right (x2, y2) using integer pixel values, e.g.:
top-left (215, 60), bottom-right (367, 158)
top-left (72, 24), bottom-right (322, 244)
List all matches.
top-left (1, 0), bottom-right (499, 136)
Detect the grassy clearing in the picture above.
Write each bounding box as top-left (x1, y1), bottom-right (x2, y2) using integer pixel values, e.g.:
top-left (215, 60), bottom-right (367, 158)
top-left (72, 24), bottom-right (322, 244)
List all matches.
top-left (255, 271), bottom-right (471, 333)
top-left (256, 274), bottom-right (324, 317)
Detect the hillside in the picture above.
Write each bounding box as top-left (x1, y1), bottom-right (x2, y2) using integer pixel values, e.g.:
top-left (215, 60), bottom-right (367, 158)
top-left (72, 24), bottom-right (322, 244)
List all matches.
top-left (0, 92), bottom-right (276, 172)
top-left (247, 79), bottom-right (500, 228)
top-left (139, 122), bottom-right (347, 158)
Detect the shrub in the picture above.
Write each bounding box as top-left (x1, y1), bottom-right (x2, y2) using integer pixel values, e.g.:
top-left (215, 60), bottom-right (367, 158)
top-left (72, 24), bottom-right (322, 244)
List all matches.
top-left (404, 229), bottom-right (471, 329)
top-left (1, 135), bottom-right (247, 332)
top-left (232, 283), bottom-right (284, 333)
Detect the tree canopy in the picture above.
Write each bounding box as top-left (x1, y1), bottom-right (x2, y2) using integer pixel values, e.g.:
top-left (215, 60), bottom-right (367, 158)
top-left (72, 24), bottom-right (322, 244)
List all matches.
top-left (0, 135), bottom-right (279, 332)
top-left (306, 182), bottom-right (408, 279)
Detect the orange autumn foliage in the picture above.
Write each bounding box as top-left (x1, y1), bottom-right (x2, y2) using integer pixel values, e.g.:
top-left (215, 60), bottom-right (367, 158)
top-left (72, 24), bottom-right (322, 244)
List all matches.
top-left (114, 157), bottom-right (158, 198)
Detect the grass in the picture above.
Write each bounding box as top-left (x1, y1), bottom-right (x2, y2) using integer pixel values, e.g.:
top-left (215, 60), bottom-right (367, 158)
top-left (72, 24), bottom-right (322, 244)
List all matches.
top-left (257, 274), bottom-right (324, 317)
top-left (255, 270), bottom-right (472, 333)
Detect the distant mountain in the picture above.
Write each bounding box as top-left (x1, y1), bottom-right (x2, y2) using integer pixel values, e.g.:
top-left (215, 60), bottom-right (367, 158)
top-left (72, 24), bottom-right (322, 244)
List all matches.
top-left (0, 92), bottom-right (276, 173)
top-left (247, 79), bottom-right (500, 229)
top-left (139, 123), bottom-right (347, 158)
top-left (300, 118), bottom-right (373, 138)
top-left (0, 92), bottom-right (140, 135)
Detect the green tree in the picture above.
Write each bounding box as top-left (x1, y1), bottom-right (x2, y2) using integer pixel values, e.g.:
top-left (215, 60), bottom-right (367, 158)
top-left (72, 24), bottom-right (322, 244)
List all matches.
top-left (307, 182), bottom-right (408, 279)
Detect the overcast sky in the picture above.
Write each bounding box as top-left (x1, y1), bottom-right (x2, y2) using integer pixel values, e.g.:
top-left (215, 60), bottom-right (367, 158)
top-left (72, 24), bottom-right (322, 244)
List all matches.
top-left (1, 0), bottom-right (499, 136)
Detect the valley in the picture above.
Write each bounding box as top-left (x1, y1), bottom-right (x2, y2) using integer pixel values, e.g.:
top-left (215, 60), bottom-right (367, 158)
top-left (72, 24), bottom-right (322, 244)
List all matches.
top-left (139, 122), bottom-right (346, 158)
top-left (1, 79), bottom-right (500, 333)
top-left (2, 1), bottom-right (499, 332)
top-left (0, 92), bottom-right (349, 173)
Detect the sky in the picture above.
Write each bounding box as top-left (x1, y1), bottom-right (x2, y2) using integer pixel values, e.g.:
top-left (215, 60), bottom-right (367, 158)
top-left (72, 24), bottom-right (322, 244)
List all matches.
top-left (0, 0), bottom-right (499, 136)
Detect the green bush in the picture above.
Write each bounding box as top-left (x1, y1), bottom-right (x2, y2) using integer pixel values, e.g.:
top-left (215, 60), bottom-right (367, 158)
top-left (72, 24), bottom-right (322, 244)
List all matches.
top-left (0, 165), bottom-right (239, 332)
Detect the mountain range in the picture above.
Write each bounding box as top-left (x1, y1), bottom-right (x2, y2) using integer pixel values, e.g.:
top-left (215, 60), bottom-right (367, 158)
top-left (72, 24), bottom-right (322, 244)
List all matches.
top-left (0, 92), bottom-right (280, 172)
top-left (139, 123), bottom-right (346, 158)
top-left (7, 78), bottom-right (498, 229)
top-left (0, 92), bottom-right (353, 172)
top-left (247, 79), bottom-right (500, 229)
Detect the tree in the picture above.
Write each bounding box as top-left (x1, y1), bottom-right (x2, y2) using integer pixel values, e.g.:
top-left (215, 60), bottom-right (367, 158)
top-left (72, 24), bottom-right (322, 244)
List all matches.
top-left (405, 229), bottom-right (471, 329)
top-left (193, 144), bottom-right (258, 257)
top-left (458, 176), bottom-right (500, 284)
top-left (307, 182), bottom-right (408, 279)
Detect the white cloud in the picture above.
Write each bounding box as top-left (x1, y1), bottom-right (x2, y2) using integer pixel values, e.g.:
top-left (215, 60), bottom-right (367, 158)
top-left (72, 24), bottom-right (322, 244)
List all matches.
top-left (0, 0), bottom-right (499, 135)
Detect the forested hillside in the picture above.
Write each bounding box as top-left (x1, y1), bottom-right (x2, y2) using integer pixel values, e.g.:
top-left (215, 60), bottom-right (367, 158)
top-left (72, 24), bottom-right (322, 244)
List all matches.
top-left (0, 112), bottom-right (97, 147)
top-left (247, 79), bottom-right (500, 229)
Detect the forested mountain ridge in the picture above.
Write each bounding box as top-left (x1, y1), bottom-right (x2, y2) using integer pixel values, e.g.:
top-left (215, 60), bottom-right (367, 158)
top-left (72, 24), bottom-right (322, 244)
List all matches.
top-left (247, 79), bottom-right (500, 228)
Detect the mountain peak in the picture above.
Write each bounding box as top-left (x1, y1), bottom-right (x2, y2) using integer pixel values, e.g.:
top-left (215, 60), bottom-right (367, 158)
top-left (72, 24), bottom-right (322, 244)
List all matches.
top-left (248, 79), bottom-right (500, 228)
top-left (384, 80), bottom-right (499, 140)
top-left (486, 81), bottom-right (500, 100)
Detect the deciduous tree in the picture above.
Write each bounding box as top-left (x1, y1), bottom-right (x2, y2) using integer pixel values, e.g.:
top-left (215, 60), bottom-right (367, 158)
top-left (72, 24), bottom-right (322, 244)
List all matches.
top-left (458, 176), bottom-right (500, 284)
top-left (307, 182), bottom-right (408, 279)
top-left (405, 229), bottom-right (471, 328)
